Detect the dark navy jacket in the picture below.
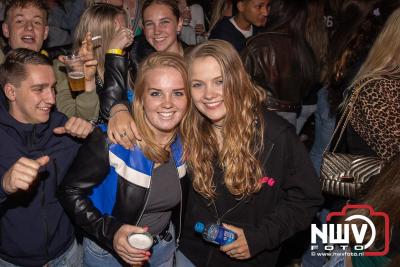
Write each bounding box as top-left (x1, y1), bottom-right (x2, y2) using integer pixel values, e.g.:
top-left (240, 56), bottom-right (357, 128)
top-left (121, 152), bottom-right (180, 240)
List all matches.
top-left (209, 17), bottom-right (262, 53)
top-left (0, 102), bottom-right (81, 266)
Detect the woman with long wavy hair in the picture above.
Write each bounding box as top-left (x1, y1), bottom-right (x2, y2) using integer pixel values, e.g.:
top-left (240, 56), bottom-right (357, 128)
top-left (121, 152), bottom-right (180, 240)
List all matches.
top-left (104, 40), bottom-right (323, 266)
top-left (176, 40), bottom-right (323, 266)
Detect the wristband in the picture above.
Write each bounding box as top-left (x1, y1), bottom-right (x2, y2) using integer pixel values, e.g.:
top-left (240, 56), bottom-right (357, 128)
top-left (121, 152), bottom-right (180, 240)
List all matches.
top-left (106, 48), bottom-right (123, 55)
top-left (110, 108), bottom-right (129, 118)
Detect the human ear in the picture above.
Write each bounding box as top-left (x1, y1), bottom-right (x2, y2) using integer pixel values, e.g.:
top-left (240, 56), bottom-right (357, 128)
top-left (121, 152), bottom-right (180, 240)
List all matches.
top-left (43, 25), bottom-right (49, 40)
top-left (3, 83), bottom-right (16, 102)
top-left (2, 22), bottom-right (10, 38)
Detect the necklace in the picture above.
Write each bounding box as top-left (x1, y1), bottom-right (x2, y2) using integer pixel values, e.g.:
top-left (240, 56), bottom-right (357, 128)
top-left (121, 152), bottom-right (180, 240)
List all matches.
top-left (212, 124), bottom-right (223, 129)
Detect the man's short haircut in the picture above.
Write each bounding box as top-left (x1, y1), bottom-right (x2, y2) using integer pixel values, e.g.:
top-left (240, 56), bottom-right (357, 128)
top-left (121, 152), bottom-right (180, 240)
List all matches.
top-left (0, 48), bottom-right (52, 89)
top-left (4, 0), bottom-right (49, 24)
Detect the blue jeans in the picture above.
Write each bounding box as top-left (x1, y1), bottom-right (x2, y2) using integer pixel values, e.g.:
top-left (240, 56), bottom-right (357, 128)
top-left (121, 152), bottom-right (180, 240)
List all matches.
top-left (276, 104), bottom-right (317, 134)
top-left (0, 239), bottom-right (82, 267)
top-left (309, 87), bottom-right (336, 174)
top-left (276, 111), bottom-right (297, 127)
top-left (175, 250), bottom-right (196, 267)
top-left (84, 223), bottom-right (176, 267)
top-left (296, 104), bottom-right (317, 134)
top-left (322, 246), bottom-right (347, 267)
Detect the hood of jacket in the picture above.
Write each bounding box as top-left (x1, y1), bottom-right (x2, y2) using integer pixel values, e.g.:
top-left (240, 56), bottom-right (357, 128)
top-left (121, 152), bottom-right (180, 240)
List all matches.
top-left (0, 101), bottom-right (81, 266)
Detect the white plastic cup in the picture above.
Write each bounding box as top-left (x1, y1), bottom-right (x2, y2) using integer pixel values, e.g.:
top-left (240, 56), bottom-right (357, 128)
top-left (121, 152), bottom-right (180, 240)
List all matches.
top-left (127, 232), bottom-right (153, 250)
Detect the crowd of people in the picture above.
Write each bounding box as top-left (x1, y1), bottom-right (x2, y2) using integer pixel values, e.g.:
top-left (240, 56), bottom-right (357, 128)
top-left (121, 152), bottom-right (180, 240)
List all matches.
top-left (0, 0), bottom-right (398, 267)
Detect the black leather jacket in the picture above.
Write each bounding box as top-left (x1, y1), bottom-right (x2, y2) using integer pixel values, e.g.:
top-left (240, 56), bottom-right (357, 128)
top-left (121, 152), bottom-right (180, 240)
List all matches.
top-left (99, 36), bottom-right (189, 121)
top-left (129, 34), bottom-right (190, 78)
top-left (57, 128), bottom-right (189, 250)
top-left (241, 31), bottom-right (317, 103)
top-left (98, 54), bottom-right (129, 122)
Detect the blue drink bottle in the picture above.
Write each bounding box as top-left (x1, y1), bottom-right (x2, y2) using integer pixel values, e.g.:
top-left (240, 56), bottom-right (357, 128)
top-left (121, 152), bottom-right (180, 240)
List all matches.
top-left (194, 222), bottom-right (237, 245)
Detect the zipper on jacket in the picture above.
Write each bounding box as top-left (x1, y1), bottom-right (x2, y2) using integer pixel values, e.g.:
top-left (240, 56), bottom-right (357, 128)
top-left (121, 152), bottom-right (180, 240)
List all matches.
top-left (135, 162), bottom-right (154, 225)
top-left (41, 182), bottom-right (49, 262)
top-left (205, 246), bottom-right (215, 267)
top-left (212, 197), bottom-right (247, 225)
top-left (204, 198), bottom-right (248, 266)
top-left (170, 156), bottom-right (183, 245)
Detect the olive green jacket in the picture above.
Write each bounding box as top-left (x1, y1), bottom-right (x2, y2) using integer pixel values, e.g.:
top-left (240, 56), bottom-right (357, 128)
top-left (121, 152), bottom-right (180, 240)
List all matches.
top-left (0, 49), bottom-right (99, 121)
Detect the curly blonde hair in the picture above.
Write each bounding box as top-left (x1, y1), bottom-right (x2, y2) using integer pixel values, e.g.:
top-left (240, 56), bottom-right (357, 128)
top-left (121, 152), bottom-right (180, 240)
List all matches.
top-left (182, 40), bottom-right (266, 200)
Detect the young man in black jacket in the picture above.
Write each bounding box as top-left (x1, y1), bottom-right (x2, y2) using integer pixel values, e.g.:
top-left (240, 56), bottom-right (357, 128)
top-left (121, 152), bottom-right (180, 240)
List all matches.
top-left (0, 49), bottom-right (93, 266)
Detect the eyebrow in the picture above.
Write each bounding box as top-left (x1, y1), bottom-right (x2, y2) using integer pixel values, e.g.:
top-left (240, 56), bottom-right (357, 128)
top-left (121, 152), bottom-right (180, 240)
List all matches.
top-left (191, 76), bottom-right (222, 81)
top-left (144, 17), bottom-right (172, 23)
top-left (14, 13), bottom-right (44, 19)
top-left (148, 87), bottom-right (185, 91)
top-left (30, 82), bottom-right (55, 89)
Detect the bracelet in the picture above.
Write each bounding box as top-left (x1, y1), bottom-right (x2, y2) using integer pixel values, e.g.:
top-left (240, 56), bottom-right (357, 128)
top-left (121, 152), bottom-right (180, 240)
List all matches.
top-left (109, 108), bottom-right (129, 118)
top-left (106, 48), bottom-right (123, 55)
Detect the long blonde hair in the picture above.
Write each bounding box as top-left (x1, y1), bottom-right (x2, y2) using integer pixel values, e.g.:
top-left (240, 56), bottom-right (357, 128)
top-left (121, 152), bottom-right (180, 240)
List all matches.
top-left (350, 7), bottom-right (400, 86)
top-left (208, 0), bottom-right (232, 34)
top-left (182, 40), bottom-right (265, 200)
top-left (133, 52), bottom-right (189, 163)
top-left (341, 7), bottom-right (400, 109)
top-left (74, 3), bottom-right (128, 78)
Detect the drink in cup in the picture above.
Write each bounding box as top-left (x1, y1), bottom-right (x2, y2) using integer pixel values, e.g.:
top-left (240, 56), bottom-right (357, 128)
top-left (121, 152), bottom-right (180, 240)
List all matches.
top-left (68, 71), bottom-right (85, 92)
top-left (65, 54), bottom-right (85, 92)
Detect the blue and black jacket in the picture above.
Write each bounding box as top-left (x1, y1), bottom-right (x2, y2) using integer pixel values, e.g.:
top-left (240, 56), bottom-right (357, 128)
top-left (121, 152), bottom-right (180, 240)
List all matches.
top-left (58, 127), bottom-right (188, 250)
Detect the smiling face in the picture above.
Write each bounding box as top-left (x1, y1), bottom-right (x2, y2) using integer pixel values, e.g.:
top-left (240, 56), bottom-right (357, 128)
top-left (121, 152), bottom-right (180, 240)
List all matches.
top-left (5, 64), bottom-right (56, 124)
top-left (142, 66), bottom-right (187, 141)
top-left (190, 56), bottom-right (227, 126)
top-left (2, 4), bottom-right (49, 52)
top-left (143, 3), bottom-right (183, 53)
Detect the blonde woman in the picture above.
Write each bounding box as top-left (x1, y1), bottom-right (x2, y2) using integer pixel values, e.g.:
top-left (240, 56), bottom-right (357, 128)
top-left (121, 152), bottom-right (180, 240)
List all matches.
top-left (339, 7), bottom-right (400, 162)
top-left (106, 40), bottom-right (323, 266)
top-left (58, 52), bottom-right (189, 267)
top-left (59, 3), bottom-right (134, 123)
top-left (208, 0), bottom-right (232, 34)
top-left (173, 40), bottom-right (322, 266)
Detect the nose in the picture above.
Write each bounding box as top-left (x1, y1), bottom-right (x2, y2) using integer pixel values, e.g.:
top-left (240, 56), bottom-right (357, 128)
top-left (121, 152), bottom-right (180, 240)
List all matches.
top-left (45, 88), bottom-right (56, 105)
top-left (203, 85), bottom-right (216, 100)
top-left (154, 23), bottom-right (161, 34)
top-left (161, 94), bottom-right (173, 108)
top-left (24, 21), bottom-right (34, 31)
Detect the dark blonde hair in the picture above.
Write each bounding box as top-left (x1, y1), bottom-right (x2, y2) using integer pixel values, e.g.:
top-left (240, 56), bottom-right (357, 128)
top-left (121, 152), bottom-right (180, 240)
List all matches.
top-left (5, 0), bottom-right (49, 24)
top-left (182, 40), bottom-right (265, 200)
top-left (74, 3), bottom-right (128, 78)
top-left (142, 0), bottom-right (181, 21)
top-left (133, 51), bottom-right (188, 163)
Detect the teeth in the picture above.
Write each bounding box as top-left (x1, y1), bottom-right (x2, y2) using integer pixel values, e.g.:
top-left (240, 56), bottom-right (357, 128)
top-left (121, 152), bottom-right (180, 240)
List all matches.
top-left (22, 36), bottom-right (33, 40)
top-left (38, 107), bottom-right (50, 111)
top-left (159, 112), bottom-right (174, 118)
top-left (205, 102), bottom-right (221, 107)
